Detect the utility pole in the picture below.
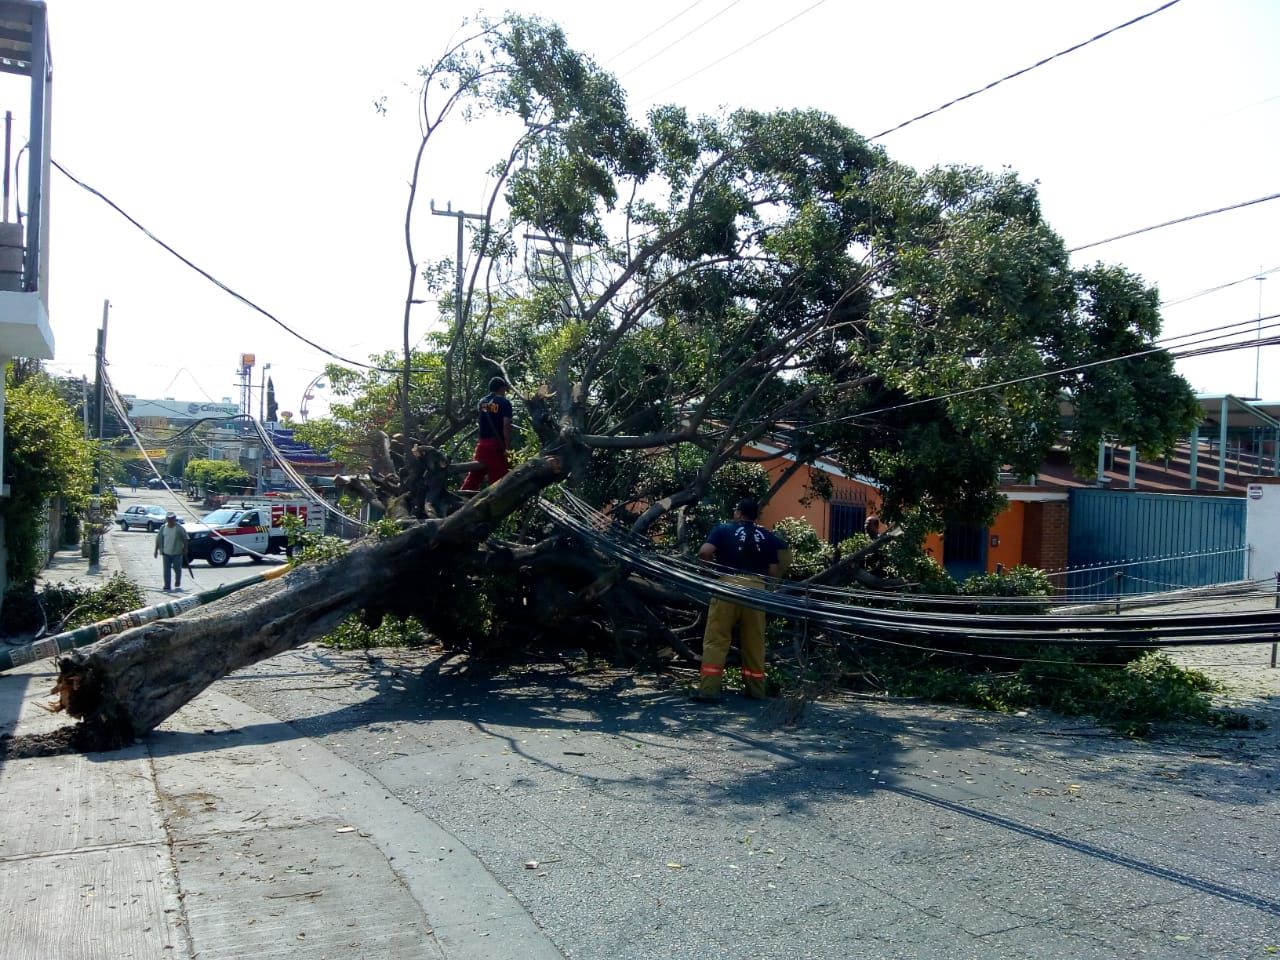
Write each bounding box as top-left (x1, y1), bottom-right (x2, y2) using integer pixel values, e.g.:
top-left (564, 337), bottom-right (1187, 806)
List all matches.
top-left (1256, 272), bottom-right (1266, 400)
top-left (430, 201), bottom-right (487, 335)
top-left (89, 299), bottom-right (109, 569)
top-left (425, 201), bottom-right (487, 436)
top-left (92, 299), bottom-right (108, 492)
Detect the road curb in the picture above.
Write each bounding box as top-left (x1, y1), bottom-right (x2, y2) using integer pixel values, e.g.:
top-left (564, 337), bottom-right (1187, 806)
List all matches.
top-left (173, 690), bottom-right (565, 960)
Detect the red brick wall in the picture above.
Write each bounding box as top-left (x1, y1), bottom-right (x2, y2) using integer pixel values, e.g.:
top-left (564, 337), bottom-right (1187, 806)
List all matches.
top-left (1037, 500), bottom-right (1069, 574)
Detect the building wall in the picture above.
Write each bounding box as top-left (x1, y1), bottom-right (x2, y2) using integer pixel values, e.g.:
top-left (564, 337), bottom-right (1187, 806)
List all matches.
top-left (753, 456), bottom-right (879, 540)
top-left (929, 498), bottom-right (1068, 577)
top-left (1038, 500), bottom-right (1070, 573)
top-left (1245, 477), bottom-right (1280, 580)
top-left (987, 501), bottom-right (1025, 572)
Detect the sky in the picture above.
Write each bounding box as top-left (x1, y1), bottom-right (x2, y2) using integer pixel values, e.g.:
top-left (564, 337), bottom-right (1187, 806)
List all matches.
top-left (10, 0), bottom-right (1280, 424)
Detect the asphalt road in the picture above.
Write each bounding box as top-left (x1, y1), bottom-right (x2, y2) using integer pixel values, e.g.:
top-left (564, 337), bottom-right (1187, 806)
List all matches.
top-left (95, 488), bottom-right (1280, 957)
top-left (208, 647), bottom-right (1280, 960)
top-left (107, 486), bottom-right (284, 598)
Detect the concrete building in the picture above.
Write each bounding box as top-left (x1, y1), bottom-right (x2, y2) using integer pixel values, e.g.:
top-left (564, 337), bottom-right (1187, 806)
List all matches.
top-left (0, 1), bottom-right (54, 599)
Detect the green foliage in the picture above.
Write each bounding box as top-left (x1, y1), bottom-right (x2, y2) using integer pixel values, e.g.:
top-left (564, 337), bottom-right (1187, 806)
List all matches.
top-left (44, 573), bottom-right (147, 631)
top-left (290, 350), bottom-right (446, 466)
top-left (856, 646), bottom-right (1249, 736)
top-left (2, 572), bottom-right (145, 635)
top-left (1, 365), bottom-right (96, 581)
top-left (281, 512), bottom-right (348, 566)
top-left (684, 461), bottom-right (770, 545)
top-left (342, 17), bottom-right (1196, 540)
top-left (184, 458), bottom-right (253, 493)
top-left (371, 517), bottom-right (402, 539)
top-left (1060, 265), bottom-right (1203, 474)
top-left (285, 17), bottom-right (1205, 662)
top-left (959, 564), bottom-right (1053, 612)
top-left (320, 613), bottom-right (430, 651)
top-left (771, 516), bottom-right (832, 579)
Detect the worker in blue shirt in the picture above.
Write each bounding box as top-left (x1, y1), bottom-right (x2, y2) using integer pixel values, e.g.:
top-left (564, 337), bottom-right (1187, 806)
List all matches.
top-left (695, 498), bottom-right (789, 701)
top-left (461, 377), bottom-right (514, 491)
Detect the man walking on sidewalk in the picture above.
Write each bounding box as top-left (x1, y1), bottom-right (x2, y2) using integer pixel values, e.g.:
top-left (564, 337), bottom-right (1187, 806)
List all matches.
top-left (154, 512), bottom-right (189, 592)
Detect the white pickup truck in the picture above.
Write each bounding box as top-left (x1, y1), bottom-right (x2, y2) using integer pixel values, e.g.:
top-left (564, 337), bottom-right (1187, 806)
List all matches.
top-left (185, 497), bottom-right (325, 566)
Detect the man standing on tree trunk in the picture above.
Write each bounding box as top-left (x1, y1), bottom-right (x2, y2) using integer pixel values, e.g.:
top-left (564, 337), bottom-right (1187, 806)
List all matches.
top-left (154, 512), bottom-right (189, 592)
top-left (695, 498), bottom-right (788, 702)
top-left (461, 377), bottom-right (513, 491)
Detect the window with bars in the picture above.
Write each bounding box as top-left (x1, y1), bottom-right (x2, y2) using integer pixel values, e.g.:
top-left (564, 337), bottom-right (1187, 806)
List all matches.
top-left (829, 501), bottom-right (866, 545)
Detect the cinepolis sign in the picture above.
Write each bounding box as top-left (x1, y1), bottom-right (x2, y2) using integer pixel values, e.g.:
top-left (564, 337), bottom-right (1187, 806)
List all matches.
top-left (187, 402), bottom-right (241, 416)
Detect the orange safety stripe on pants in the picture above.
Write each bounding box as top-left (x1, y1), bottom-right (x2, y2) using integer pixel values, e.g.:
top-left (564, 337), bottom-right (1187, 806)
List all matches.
top-left (699, 574), bottom-right (766, 697)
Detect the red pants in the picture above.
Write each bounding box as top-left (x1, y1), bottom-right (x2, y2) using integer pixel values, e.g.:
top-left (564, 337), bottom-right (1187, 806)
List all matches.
top-left (461, 438), bottom-right (509, 490)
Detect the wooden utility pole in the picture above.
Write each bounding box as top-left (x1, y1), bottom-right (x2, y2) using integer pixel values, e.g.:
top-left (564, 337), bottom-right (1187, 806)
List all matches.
top-left (91, 299), bottom-right (108, 492)
top-left (88, 300), bottom-right (108, 569)
top-left (430, 201), bottom-right (486, 337)
top-left (429, 201), bottom-right (486, 433)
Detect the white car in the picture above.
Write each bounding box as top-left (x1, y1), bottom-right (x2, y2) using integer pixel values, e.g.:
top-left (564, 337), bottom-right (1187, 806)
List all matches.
top-left (115, 504), bottom-right (175, 532)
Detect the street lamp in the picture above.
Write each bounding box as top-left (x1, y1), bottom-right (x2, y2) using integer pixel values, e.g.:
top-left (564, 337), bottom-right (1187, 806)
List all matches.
top-left (258, 362), bottom-right (271, 422)
top-left (257, 362), bottom-right (271, 493)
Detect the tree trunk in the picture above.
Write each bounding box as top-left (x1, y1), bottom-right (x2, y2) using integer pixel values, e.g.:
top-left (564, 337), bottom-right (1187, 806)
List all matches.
top-left (51, 457), bottom-right (564, 749)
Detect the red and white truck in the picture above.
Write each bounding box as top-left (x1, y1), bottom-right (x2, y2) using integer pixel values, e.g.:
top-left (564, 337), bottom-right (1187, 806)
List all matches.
top-left (185, 496), bottom-right (326, 566)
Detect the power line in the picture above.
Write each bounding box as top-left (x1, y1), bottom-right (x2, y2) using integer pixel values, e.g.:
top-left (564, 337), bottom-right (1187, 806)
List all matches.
top-left (1162, 265), bottom-right (1280, 307)
top-left (808, 311), bottom-right (1280, 430)
top-left (643, 0), bottom-right (829, 100)
top-left (1069, 192), bottom-right (1280, 253)
top-left (619, 0), bottom-right (747, 78)
top-left (870, 0), bottom-right (1184, 141)
top-left (52, 159), bottom-right (407, 374)
top-left (605, 0), bottom-right (709, 64)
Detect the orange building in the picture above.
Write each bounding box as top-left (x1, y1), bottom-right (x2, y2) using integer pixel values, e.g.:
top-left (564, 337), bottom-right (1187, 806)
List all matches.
top-left (745, 440), bottom-right (1069, 580)
top-left (746, 442), bottom-right (881, 543)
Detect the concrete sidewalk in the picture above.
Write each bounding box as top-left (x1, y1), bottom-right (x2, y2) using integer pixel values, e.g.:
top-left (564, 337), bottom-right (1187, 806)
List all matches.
top-left (0, 542), bottom-right (563, 960)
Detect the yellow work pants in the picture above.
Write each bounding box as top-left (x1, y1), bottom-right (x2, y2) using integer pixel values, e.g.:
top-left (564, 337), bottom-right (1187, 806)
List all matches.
top-left (699, 575), bottom-right (767, 699)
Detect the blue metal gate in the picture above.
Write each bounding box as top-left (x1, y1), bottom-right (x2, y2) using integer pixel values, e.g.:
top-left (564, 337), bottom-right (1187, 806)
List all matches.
top-left (1063, 489), bottom-right (1246, 597)
top-left (943, 522), bottom-right (989, 582)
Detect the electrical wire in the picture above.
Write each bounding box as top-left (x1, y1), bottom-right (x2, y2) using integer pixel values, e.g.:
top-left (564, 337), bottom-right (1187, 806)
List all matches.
top-left (551, 490), bottom-right (1275, 610)
top-left (870, 0), bottom-right (1184, 141)
top-left (540, 491), bottom-right (1280, 646)
top-left (1162, 265), bottom-right (1280, 308)
top-left (619, 0), bottom-right (748, 77)
top-left (52, 159), bottom-right (423, 375)
top-left (797, 311), bottom-right (1280, 432)
top-left (103, 373), bottom-right (338, 561)
top-left (1069, 191), bottom-right (1280, 254)
top-left (642, 0), bottom-right (829, 100)
top-left (606, 0), bottom-right (709, 64)
top-left (249, 416), bottom-right (370, 528)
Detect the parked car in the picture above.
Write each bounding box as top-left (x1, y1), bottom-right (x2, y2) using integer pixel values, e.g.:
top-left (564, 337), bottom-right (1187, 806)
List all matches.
top-left (115, 504), bottom-right (180, 532)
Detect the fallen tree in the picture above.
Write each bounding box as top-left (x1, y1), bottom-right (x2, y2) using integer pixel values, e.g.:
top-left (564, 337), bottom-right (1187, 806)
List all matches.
top-left (43, 14), bottom-right (1200, 748)
top-left (51, 458), bottom-right (563, 749)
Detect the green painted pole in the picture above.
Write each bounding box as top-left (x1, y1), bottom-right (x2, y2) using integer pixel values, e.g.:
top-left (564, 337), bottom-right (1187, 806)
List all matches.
top-left (0, 565), bottom-right (290, 673)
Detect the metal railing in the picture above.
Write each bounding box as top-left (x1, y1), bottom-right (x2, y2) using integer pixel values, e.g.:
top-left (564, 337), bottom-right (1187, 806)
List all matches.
top-left (1045, 546), bottom-right (1250, 599)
